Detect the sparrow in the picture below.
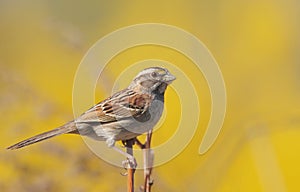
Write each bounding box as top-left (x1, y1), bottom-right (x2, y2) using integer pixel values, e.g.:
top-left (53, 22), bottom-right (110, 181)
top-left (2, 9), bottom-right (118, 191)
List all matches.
top-left (7, 67), bottom-right (176, 154)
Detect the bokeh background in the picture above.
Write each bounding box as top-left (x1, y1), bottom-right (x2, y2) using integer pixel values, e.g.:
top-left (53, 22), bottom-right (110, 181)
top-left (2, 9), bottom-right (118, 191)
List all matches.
top-left (1, 1), bottom-right (300, 191)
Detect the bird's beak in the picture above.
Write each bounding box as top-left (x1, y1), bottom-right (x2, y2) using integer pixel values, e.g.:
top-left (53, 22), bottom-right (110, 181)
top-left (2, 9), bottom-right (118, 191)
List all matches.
top-left (163, 73), bottom-right (176, 84)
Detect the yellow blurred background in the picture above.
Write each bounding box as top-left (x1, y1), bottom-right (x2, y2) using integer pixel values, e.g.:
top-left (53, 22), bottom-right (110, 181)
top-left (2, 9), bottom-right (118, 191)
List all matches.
top-left (1, 1), bottom-right (300, 191)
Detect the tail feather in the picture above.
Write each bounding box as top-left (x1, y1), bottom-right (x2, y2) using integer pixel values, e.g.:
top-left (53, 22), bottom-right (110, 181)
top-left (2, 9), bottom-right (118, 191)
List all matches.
top-left (7, 122), bottom-right (76, 150)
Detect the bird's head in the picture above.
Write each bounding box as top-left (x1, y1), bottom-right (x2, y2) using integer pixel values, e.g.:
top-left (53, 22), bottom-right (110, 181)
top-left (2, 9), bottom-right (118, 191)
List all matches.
top-left (129, 67), bottom-right (176, 94)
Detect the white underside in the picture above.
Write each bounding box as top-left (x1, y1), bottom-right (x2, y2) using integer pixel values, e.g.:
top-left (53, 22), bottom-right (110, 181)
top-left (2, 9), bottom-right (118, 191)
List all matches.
top-left (76, 100), bottom-right (164, 146)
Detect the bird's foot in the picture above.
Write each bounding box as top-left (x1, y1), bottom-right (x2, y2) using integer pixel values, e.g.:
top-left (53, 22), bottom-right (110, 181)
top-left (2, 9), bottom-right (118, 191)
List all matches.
top-left (122, 156), bottom-right (137, 169)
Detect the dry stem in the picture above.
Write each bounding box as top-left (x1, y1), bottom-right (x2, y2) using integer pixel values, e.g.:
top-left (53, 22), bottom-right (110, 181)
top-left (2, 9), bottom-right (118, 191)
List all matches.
top-left (143, 131), bottom-right (154, 192)
top-left (124, 139), bottom-right (135, 192)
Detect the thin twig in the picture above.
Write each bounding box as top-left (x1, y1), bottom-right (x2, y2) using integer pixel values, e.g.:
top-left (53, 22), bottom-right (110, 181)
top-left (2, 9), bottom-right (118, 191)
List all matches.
top-left (124, 139), bottom-right (135, 192)
top-left (143, 130), bottom-right (154, 192)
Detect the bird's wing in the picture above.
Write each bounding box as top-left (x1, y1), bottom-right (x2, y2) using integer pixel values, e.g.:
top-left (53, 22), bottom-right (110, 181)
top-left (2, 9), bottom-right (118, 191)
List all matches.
top-left (76, 89), bottom-right (153, 124)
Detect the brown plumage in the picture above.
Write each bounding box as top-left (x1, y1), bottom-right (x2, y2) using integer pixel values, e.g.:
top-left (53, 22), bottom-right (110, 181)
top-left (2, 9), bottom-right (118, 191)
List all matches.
top-left (7, 67), bottom-right (176, 150)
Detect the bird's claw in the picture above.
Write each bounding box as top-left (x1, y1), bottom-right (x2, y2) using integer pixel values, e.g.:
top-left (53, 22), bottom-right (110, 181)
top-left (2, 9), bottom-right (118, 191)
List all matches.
top-left (120, 170), bottom-right (128, 176)
top-left (122, 156), bottom-right (137, 169)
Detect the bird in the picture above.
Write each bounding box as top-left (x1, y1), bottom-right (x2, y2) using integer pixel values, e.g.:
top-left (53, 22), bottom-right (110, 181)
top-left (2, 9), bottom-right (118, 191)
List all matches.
top-left (7, 67), bottom-right (176, 158)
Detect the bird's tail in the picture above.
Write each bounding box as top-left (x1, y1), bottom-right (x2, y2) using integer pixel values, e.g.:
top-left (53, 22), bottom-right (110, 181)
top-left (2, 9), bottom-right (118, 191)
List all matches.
top-left (7, 121), bottom-right (77, 150)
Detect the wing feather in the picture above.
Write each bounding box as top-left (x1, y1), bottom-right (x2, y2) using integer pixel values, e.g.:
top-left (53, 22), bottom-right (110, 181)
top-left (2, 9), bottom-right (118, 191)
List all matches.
top-left (76, 89), bottom-right (153, 125)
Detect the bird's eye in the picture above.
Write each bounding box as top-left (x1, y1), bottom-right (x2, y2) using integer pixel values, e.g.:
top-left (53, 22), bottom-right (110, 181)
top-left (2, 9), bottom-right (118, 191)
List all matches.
top-left (151, 72), bottom-right (158, 78)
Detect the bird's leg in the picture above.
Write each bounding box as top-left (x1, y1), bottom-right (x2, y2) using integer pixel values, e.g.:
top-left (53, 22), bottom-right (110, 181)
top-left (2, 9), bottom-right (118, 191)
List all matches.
top-left (106, 138), bottom-right (137, 169)
top-left (112, 146), bottom-right (137, 169)
top-left (122, 139), bottom-right (137, 169)
top-left (134, 137), bottom-right (146, 149)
